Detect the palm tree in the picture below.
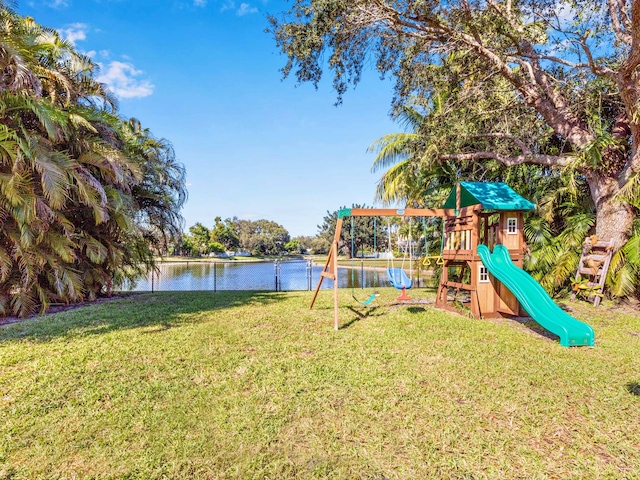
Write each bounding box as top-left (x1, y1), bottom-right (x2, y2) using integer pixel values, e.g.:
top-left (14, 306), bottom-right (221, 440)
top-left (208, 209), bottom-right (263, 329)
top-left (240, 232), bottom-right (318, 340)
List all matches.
top-left (0, 9), bottom-right (186, 315)
top-left (370, 95), bottom-right (640, 301)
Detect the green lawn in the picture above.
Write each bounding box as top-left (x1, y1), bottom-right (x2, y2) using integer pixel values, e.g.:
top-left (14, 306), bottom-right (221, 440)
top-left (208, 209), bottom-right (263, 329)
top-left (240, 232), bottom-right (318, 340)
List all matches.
top-left (1, 289), bottom-right (639, 479)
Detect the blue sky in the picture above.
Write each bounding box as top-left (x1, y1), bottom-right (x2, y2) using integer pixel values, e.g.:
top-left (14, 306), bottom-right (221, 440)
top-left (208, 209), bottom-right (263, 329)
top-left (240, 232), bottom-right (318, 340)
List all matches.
top-left (18, 0), bottom-right (400, 237)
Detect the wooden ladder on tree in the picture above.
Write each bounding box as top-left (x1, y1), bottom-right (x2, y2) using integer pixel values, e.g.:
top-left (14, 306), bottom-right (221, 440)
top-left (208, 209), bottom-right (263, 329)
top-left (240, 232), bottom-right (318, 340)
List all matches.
top-left (571, 237), bottom-right (614, 307)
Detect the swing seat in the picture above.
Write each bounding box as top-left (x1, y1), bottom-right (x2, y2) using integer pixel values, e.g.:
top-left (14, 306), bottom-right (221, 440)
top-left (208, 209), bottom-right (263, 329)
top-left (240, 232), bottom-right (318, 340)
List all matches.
top-left (387, 268), bottom-right (413, 290)
top-left (354, 292), bottom-right (380, 306)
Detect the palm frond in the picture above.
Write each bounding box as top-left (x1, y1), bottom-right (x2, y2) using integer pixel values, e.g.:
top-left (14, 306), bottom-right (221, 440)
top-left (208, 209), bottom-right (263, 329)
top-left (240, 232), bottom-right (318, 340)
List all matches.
top-left (369, 133), bottom-right (421, 172)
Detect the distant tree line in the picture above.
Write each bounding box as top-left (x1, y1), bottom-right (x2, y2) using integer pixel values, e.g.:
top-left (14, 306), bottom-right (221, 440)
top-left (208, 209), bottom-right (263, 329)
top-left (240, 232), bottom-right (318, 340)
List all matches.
top-left (177, 205), bottom-right (406, 259)
top-left (175, 217), bottom-right (293, 256)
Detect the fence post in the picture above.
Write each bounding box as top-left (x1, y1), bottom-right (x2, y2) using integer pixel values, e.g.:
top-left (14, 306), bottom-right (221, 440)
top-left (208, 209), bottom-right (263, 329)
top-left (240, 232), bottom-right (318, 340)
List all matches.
top-left (151, 268), bottom-right (154, 293)
top-left (274, 260), bottom-right (279, 292)
top-left (361, 259), bottom-right (364, 289)
top-left (214, 262), bottom-right (217, 292)
top-left (307, 259), bottom-right (312, 291)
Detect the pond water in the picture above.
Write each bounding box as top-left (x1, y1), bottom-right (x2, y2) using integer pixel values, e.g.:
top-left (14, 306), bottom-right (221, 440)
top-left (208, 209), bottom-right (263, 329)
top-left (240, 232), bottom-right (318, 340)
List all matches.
top-left (127, 260), bottom-right (393, 292)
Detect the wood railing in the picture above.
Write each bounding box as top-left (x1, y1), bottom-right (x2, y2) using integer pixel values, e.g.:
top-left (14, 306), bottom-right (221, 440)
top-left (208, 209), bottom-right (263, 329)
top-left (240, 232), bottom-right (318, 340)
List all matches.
top-left (443, 214), bottom-right (475, 258)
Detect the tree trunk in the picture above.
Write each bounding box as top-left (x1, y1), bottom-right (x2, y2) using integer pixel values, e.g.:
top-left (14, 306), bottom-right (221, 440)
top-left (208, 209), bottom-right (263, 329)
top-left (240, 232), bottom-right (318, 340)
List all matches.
top-left (587, 174), bottom-right (636, 249)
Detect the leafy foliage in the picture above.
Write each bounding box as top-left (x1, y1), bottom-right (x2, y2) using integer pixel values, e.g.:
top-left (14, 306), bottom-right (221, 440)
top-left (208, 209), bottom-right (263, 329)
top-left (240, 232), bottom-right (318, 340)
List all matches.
top-left (210, 216), bottom-right (240, 251)
top-left (234, 219), bottom-right (291, 255)
top-left (270, 0), bottom-right (640, 248)
top-left (180, 218), bottom-right (291, 257)
top-left (0, 8), bottom-right (186, 315)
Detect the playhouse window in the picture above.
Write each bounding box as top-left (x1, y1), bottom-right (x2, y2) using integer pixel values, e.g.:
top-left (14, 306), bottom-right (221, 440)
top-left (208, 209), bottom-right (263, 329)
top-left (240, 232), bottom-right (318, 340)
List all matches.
top-left (479, 266), bottom-right (489, 283)
top-left (507, 217), bottom-right (517, 235)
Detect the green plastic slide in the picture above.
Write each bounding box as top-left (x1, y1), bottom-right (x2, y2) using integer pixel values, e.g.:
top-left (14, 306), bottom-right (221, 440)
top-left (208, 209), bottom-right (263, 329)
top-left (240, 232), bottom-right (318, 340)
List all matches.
top-left (477, 244), bottom-right (595, 347)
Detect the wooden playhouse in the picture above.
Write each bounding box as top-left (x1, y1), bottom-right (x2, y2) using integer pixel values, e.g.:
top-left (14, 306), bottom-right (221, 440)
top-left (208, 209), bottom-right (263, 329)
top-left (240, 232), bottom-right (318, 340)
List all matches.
top-left (435, 181), bottom-right (535, 319)
top-left (312, 181), bottom-right (536, 324)
top-left (311, 181), bottom-right (595, 347)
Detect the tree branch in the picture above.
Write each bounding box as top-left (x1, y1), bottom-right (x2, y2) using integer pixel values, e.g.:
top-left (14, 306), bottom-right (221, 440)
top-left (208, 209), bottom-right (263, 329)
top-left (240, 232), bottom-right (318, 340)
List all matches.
top-left (619, 0), bottom-right (632, 30)
top-left (438, 151), bottom-right (572, 167)
top-left (486, 0), bottom-right (524, 34)
top-left (579, 36), bottom-right (617, 79)
top-left (608, 0), bottom-right (632, 45)
top-left (469, 133), bottom-right (532, 154)
top-left (518, 52), bottom-right (590, 70)
top-left (353, 2), bottom-right (594, 147)
top-left (619, 151), bottom-right (640, 188)
top-left (506, 56), bottom-right (537, 85)
top-left (621, 0), bottom-right (640, 77)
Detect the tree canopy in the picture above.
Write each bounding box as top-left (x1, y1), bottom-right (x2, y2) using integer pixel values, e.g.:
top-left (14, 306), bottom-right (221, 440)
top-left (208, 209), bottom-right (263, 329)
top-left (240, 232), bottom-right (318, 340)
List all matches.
top-left (0, 6), bottom-right (186, 315)
top-left (269, 0), bottom-right (640, 248)
top-left (179, 218), bottom-right (291, 257)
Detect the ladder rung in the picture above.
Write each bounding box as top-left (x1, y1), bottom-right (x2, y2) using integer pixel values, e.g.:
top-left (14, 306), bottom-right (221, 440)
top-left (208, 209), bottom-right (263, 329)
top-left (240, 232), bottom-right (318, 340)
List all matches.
top-left (579, 268), bottom-right (602, 275)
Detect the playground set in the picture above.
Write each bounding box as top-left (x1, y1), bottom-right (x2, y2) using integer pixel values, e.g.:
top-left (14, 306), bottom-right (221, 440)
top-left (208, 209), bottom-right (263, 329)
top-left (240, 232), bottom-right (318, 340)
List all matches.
top-left (310, 182), bottom-right (595, 348)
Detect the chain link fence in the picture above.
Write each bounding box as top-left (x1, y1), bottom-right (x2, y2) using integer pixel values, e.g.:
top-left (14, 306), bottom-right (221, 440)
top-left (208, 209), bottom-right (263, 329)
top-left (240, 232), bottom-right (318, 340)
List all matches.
top-left (124, 259), bottom-right (431, 293)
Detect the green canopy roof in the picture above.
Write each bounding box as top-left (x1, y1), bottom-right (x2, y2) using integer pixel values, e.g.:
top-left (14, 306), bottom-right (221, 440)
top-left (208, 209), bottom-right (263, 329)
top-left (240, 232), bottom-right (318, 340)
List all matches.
top-left (443, 182), bottom-right (535, 211)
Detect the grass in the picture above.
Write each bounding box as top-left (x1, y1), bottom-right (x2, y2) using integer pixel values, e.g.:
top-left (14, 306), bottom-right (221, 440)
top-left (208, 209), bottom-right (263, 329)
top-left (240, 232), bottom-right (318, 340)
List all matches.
top-left (1, 289), bottom-right (639, 479)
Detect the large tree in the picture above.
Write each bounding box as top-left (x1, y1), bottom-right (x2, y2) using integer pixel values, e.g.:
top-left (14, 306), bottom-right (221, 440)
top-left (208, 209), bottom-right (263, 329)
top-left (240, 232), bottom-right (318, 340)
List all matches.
top-left (269, 0), bottom-right (640, 248)
top-left (210, 216), bottom-right (240, 251)
top-left (0, 6), bottom-right (186, 315)
top-left (234, 219), bottom-right (291, 255)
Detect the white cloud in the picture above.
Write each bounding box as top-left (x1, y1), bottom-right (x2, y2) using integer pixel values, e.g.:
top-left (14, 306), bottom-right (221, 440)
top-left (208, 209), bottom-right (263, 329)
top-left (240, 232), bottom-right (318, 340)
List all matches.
top-left (553, 2), bottom-right (574, 28)
top-left (237, 2), bottom-right (257, 16)
top-left (96, 61), bottom-right (154, 99)
top-left (55, 26), bottom-right (151, 100)
top-left (220, 0), bottom-right (235, 12)
top-left (194, 0), bottom-right (207, 6)
top-left (87, 50), bottom-right (112, 60)
top-left (48, 0), bottom-right (68, 7)
top-left (58, 23), bottom-right (88, 46)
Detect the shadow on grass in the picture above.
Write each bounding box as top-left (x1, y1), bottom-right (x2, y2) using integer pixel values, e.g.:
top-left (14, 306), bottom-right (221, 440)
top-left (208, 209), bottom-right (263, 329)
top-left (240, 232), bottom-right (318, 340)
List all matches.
top-left (341, 306), bottom-right (383, 329)
top-left (407, 307), bottom-right (427, 314)
top-left (557, 302), bottom-right (575, 313)
top-left (508, 315), bottom-right (561, 343)
top-left (625, 382), bottom-right (640, 396)
top-left (0, 290), bottom-right (289, 344)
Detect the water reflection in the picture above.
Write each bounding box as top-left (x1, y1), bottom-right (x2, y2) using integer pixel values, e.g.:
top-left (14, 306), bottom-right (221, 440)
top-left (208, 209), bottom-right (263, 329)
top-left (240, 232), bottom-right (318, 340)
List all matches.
top-left (127, 260), bottom-right (392, 292)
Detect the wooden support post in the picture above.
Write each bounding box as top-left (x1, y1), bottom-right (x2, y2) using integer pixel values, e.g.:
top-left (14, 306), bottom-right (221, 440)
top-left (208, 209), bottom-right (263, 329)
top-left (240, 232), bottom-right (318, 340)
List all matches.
top-left (310, 247), bottom-right (332, 309)
top-left (435, 259), bottom-right (449, 308)
top-left (332, 236), bottom-right (339, 330)
top-left (482, 214), bottom-right (489, 247)
top-left (310, 218), bottom-right (344, 330)
top-left (471, 293), bottom-right (481, 318)
top-left (471, 213), bottom-right (479, 252)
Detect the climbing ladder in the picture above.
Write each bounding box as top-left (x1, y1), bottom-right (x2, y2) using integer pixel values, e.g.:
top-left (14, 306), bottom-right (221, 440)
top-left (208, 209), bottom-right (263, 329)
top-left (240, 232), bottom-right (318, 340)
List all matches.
top-left (571, 238), bottom-right (614, 307)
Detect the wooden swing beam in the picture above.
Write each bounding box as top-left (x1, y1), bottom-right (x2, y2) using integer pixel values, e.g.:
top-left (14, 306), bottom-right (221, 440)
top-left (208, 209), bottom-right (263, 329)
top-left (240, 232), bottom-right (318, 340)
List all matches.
top-left (310, 205), bottom-right (478, 330)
